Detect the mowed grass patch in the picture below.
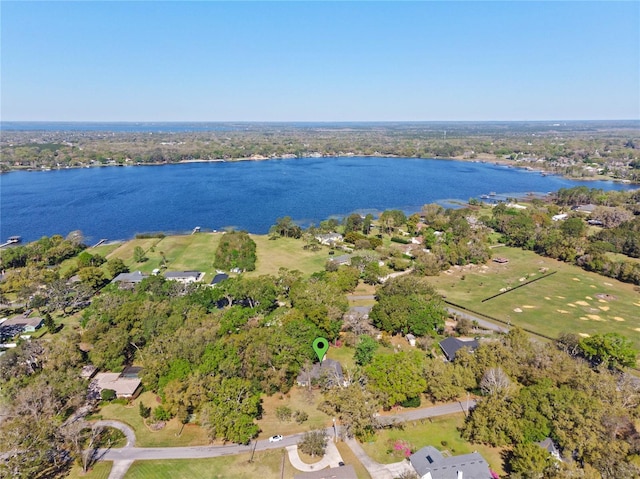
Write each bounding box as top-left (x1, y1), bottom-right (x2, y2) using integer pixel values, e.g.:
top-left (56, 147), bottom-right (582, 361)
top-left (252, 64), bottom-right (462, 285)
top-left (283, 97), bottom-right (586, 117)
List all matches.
top-left (66, 461), bottom-right (112, 479)
top-left (247, 235), bottom-right (328, 277)
top-left (360, 413), bottom-right (505, 475)
top-left (106, 238), bottom-right (164, 271)
top-left (335, 442), bottom-right (372, 479)
top-left (429, 247), bottom-right (640, 350)
top-left (257, 387), bottom-right (333, 439)
top-left (327, 344), bottom-right (357, 372)
top-left (153, 233), bottom-right (222, 275)
top-left (97, 392), bottom-right (210, 447)
top-left (124, 449), bottom-right (294, 479)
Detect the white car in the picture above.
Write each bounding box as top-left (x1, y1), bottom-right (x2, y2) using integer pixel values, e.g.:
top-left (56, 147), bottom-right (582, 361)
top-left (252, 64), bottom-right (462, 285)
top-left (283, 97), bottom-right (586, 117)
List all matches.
top-left (268, 434), bottom-right (283, 443)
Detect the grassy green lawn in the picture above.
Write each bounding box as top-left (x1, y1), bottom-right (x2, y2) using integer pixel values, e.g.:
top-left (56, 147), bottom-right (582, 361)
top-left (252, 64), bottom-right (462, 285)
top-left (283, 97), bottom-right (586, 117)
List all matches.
top-left (257, 387), bottom-right (333, 439)
top-left (248, 235), bottom-right (328, 277)
top-left (429, 246), bottom-right (640, 350)
top-left (97, 392), bottom-right (210, 447)
top-left (123, 449), bottom-right (295, 479)
top-left (98, 233), bottom-right (327, 280)
top-left (66, 461), bottom-right (112, 479)
top-left (360, 413), bottom-right (505, 475)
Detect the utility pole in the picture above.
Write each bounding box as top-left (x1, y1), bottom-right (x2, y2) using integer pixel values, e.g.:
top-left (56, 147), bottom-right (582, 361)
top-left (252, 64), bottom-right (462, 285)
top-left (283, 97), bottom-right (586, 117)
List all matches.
top-left (249, 437), bottom-right (258, 463)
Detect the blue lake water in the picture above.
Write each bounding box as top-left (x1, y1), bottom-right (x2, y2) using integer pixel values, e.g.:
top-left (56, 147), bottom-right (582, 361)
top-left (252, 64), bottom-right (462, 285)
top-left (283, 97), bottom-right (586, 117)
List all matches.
top-left (0, 157), bottom-right (636, 244)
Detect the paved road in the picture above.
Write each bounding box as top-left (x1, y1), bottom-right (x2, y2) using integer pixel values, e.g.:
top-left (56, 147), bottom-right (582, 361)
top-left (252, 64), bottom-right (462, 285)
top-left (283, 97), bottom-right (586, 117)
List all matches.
top-left (95, 401), bottom-right (476, 479)
top-left (446, 306), bottom-right (509, 333)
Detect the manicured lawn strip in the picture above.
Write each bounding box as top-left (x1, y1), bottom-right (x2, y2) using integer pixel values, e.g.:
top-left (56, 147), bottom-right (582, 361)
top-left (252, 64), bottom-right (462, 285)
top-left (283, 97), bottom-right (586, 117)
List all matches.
top-left (66, 461), bottom-right (112, 479)
top-left (326, 344), bottom-right (356, 371)
top-left (159, 234), bottom-right (221, 272)
top-left (257, 387), bottom-right (333, 439)
top-left (123, 449), bottom-right (294, 479)
top-left (107, 238), bottom-right (163, 271)
top-left (429, 246), bottom-right (640, 350)
top-left (360, 413), bottom-right (505, 475)
top-left (98, 392), bottom-right (210, 447)
top-left (335, 442), bottom-right (372, 479)
top-left (248, 235), bottom-right (328, 277)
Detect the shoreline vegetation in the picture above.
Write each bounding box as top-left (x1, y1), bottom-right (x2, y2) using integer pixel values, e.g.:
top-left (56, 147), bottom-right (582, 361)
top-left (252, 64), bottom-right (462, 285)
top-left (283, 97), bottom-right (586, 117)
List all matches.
top-left (1, 121), bottom-right (639, 183)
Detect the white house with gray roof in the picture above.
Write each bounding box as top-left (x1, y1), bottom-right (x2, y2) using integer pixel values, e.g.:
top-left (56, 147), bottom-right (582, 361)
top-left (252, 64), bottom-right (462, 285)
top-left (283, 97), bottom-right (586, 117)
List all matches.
top-left (410, 446), bottom-right (493, 479)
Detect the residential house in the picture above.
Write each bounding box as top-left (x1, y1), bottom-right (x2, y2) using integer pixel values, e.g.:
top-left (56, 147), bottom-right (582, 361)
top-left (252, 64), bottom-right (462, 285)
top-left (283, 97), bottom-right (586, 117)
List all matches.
top-left (210, 273), bottom-right (229, 286)
top-left (0, 316), bottom-right (44, 339)
top-left (439, 337), bottom-right (479, 362)
top-left (551, 213), bottom-right (568, 222)
top-left (297, 359), bottom-right (347, 388)
top-left (328, 254), bottom-right (351, 266)
top-left (538, 437), bottom-right (561, 461)
top-left (316, 233), bottom-right (343, 246)
top-left (410, 446), bottom-right (493, 479)
top-left (111, 271), bottom-right (149, 288)
top-left (90, 367), bottom-right (142, 400)
top-left (164, 271), bottom-right (204, 284)
top-left (572, 204), bottom-right (597, 214)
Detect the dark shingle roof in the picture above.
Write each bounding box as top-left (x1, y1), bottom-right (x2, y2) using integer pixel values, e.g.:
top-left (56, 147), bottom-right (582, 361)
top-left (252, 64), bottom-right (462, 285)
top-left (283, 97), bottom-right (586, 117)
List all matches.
top-left (439, 337), bottom-right (479, 361)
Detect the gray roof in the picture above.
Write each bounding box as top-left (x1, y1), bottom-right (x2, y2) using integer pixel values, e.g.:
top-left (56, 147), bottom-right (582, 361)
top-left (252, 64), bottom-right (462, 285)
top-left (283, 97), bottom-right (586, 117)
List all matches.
top-left (1, 316), bottom-right (44, 329)
top-left (439, 337), bottom-right (479, 361)
top-left (112, 271), bottom-right (148, 283)
top-left (297, 359), bottom-right (344, 385)
top-left (211, 273), bottom-right (229, 285)
top-left (410, 446), bottom-right (492, 479)
top-left (164, 270), bottom-right (202, 279)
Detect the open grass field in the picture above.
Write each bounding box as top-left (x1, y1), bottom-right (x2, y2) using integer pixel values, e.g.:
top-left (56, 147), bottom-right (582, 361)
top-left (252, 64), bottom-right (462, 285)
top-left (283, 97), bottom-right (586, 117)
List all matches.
top-left (257, 387), bottom-right (333, 439)
top-left (98, 233), bottom-right (327, 281)
top-left (429, 246), bottom-right (640, 350)
top-left (66, 461), bottom-right (113, 479)
top-left (247, 235), bottom-right (328, 277)
top-left (123, 449), bottom-right (295, 479)
top-left (360, 413), bottom-right (505, 475)
top-left (98, 392), bottom-right (210, 447)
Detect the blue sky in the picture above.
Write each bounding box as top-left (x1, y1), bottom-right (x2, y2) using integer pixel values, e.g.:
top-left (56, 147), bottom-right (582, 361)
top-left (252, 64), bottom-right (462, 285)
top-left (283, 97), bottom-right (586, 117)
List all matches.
top-left (2, 1), bottom-right (638, 121)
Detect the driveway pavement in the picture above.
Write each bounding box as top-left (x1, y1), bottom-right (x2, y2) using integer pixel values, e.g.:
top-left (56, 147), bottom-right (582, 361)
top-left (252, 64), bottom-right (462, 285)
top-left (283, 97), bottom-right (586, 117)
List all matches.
top-left (94, 401), bottom-right (475, 479)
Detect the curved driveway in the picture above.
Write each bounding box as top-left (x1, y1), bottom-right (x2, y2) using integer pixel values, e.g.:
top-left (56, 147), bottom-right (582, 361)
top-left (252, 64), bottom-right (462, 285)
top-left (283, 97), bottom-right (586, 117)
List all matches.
top-left (96, 400), bottom-right (476, 479)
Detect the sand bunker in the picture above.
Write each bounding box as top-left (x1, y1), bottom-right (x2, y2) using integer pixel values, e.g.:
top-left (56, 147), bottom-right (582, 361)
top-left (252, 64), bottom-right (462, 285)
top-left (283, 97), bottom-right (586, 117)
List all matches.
top-left (556, 309), bottom-right (570, 314)
top-left (556, 296), bottom-right (565, 299)
top-left (544, 296), bottom-right (551, 300)
top-left (522, 305), bottom-right (535, 309)
top-left (586, 314), bottom-right (603, 321)
top-left (513, 308), bottom-right (523, 313)
top-left (572, 278), bottom-right (580, 281)
top-left (590, 285), bottom-right (596, 288)
top-left (604, 282), bottom-right (613, 286)
top-left (567, 303), bottom-right (576, 308)
top-left (613, 317), bottom-right (625, 322)
top-left (596, 294), bottom-right (616, 301)
top-left (599, 306), bottom-right (610, 312)
top-left (579, 333), bottom-right (590, 337)
top-left (634, 303), bottom-right (640, 308)
top-left (585, 296), bottom-right (593, 300)
top-left (575, 301), bottom-right (589, 306)
top-left (519, 277), bottom-right (526, 282)
top-left (580, 317), bottom-right (589, 321)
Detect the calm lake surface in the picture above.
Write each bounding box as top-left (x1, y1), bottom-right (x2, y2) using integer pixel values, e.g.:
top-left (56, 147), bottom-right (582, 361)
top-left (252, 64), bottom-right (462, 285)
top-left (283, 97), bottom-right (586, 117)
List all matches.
top-left (1, 157), bottom-right (636, 243)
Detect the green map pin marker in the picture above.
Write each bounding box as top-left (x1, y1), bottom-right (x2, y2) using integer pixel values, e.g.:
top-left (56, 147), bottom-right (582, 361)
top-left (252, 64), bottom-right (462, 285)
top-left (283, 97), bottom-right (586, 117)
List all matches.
top-left (313, 337), bottom-right (329, 362)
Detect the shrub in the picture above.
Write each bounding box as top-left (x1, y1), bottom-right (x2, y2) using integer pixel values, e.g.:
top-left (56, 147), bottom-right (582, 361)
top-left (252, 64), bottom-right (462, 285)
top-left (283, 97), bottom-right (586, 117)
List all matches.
top-left (100, 389), bottom-right (116, 402)
top-left (276, 406), bottom-right (293, 422)
top-left (139, 402), bottom-right (151, 419)
top-left (153, 405), bottom-right (171, 421)
top-left (293, 410), bottom-right (309, 424)
top-left (400, 396), bottom-right (421, 408)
